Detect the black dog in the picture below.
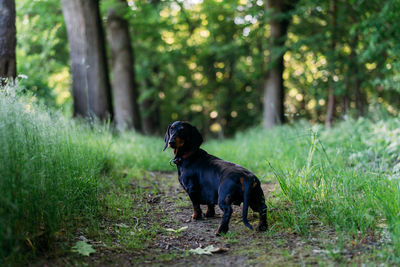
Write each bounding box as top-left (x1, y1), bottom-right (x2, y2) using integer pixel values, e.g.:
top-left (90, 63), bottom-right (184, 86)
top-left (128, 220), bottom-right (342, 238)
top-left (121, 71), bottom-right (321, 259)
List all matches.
top-left (163, 121), bottom-right (268, 235)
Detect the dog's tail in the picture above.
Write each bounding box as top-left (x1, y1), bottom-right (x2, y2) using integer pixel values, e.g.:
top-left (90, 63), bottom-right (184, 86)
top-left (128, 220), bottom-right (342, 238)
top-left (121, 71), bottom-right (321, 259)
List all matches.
top-left (241, 178), bottom-right (254, 230)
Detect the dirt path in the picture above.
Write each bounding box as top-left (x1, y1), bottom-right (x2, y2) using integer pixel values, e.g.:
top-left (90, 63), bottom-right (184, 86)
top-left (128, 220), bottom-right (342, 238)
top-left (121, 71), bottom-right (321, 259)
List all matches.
top-left (97, 172), bottom-right (381, 266)
top-left (142, 172), bottom-right (264, 266)
top-left (34, 172), bottom-right (385, 266)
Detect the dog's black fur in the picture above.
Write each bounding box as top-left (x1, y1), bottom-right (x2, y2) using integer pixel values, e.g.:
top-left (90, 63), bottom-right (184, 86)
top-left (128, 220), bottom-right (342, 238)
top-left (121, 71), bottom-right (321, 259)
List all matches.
top-left (163, 121), bottom-right (268, 235)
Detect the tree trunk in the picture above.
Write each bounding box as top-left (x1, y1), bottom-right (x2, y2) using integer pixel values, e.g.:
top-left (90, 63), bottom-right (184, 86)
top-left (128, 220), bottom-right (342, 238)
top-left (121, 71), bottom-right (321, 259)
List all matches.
top-left (350, 36), bottom-right (365, 117)
top-left (325, 87), bottom-right (336, 127)
top-left (325, 0), bottom-right (337, 128)
top-left (141, 67), bottom-right (161, 135)
top-left (263, 0), bottom-right (294, 129)
top-left (354, 77), bottom-right (365, 116)
top-left (61, 0), bottom-right (113, 121)
top-left (141, 100), bottom-right (160, 135)
top-left (0, 0), bottom-right (16, 82)
top-left (106, 0), bottom-right (142, 131)
top-left (263, 56), bottom-right (285, 129)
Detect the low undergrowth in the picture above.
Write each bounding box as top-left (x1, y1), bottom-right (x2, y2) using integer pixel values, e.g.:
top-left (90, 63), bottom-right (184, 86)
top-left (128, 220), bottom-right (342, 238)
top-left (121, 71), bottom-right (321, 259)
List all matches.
top-left (0, 87), bottom-right (112, 263)
top-left (269, 119), bottom-right (400, 262)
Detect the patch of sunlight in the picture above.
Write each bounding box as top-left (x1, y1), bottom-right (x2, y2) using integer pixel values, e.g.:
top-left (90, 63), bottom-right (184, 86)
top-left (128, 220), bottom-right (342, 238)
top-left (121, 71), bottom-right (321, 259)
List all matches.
top-left (296, 94), bottom-right (304, 101)
top-left (161, 31), bottom-right (175, 45)
top-left (210, 111), bottom-right (218, 119)
top-left (214, 62), bottom-right (225, 69)
top-left (193, 72), bottom-right (203, 81)
top-left (366, 62), bottom-right (377, 70)
top-left (210, 122), bottom-right (222, 133)
top-left (289, 89), bottom-right (298, 97)
top-left (189, 62), bottom-right (197, 70)
top-left (177, 76), bottom-right (186, 84)
top-left (48, 67), bottom-right (71, 106)
top-left (190, 104), bottom-right (203, 112)
top-left (200, 29), bottom-right (210, 38)
top-left (307, 99), bottom-right (316, 110)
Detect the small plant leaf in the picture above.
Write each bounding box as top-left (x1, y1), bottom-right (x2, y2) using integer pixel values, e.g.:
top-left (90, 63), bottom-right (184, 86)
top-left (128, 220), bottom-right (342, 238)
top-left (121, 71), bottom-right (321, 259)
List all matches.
top-left (189, 245), bottom-right (228, 255)
top-left (115, 223), bottom-right (129, 228)
top-left (71, 241), bottom-right (96, 256)
top-left (165, 226), bottom-right (188, 233)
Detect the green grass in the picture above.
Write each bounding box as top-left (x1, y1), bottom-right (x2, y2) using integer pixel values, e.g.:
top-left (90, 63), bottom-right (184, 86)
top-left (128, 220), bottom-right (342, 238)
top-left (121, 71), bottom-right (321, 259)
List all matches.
top-left (0, 88), bottom-right (112, 263)
top-left (110, 132), bottom-right (170, 171)
top-left (2, 85), bottom-right (400, 264)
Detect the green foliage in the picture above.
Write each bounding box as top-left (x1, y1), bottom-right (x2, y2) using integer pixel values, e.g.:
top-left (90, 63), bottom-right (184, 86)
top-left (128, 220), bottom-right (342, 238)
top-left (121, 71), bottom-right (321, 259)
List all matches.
top-left (286, 0), bottom-right (400, 120)
top-left (0, 87), bottom-right (110, 262)
top-left (15, 0), bottom-right (400, 134)
top-left (121, 0), bottom-right (268, 135)
top-left (16, 0), bottom-right (71, 113)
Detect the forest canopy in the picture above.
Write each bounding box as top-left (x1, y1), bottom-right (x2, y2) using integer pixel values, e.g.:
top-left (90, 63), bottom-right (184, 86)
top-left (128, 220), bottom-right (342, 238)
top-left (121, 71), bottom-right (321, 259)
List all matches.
top-left (13, 0), bottom-right (400, 136)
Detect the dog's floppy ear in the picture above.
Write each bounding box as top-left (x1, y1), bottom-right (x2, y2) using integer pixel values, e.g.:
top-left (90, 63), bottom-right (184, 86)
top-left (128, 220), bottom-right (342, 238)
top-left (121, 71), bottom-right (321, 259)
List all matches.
top-left (163, 124), bottom-right (171, 151)
top-left (190, 125), bottom-right (203, 149)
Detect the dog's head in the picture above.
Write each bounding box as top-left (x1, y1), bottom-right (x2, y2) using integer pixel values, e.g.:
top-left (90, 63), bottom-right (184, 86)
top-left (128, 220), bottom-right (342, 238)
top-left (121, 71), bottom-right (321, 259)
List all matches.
top-left (163, 121), bottom-right (203, 156)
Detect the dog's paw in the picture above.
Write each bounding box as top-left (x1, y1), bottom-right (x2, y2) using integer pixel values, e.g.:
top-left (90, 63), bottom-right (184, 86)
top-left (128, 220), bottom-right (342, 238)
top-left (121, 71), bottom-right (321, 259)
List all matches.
top-left (205, 205), bottom-right (215, 218)
top-left (215, 225), bottom-right (229, 236)
top-left (205, 211), bottom-right (215, 218)
top-left (256, 223), bottom-right (268, 232)
top-left (192, 211), bottom-right (203, 220)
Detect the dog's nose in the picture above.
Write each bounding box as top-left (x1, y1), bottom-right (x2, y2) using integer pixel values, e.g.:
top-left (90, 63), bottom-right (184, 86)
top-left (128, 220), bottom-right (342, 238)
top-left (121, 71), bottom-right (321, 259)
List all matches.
top-left (169, 140), bottom-right (176, 147)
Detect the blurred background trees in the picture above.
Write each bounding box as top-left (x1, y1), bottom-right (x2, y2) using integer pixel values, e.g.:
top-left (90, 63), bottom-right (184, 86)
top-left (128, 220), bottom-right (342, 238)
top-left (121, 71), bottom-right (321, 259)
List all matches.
top-left (11, 0), bottom-right (400, 136)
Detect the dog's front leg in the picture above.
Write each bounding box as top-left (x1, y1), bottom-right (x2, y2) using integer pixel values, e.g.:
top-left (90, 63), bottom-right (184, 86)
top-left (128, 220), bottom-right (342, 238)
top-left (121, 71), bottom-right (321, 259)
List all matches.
top-left (183, 178), bottom-right (203, 220)
top-left (187, 191), bottom-right (202, 220)
top-left (179, 174), bottom-right (202, 220)
top-left (205, 204), bottom-right (215, 217)
top-left (191, 202), bottom-right (202, 220)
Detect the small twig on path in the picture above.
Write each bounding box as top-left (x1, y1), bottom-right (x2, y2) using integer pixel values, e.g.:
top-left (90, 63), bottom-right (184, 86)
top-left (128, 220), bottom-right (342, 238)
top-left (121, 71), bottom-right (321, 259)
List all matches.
top-left (133, 217), bottom-right (139, 230)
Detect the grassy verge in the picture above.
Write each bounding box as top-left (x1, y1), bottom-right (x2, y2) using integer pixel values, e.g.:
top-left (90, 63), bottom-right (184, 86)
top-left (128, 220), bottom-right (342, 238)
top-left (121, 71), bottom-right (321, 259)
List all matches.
top-left (0, 88), bottom-right (111, 263)
top-left (274, 119), bottom-right (400, 260)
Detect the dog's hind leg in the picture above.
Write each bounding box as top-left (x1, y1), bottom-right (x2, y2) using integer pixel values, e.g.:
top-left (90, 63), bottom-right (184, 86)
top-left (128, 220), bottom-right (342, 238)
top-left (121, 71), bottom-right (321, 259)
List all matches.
top-left (215, 195), bottom-right (233, 236)
top-left (250, 185), bottom-right (268, 231)
top-left (241, 178), bottom-right (255, 230)
top-left (256, 202), bottom-right (268, 231)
